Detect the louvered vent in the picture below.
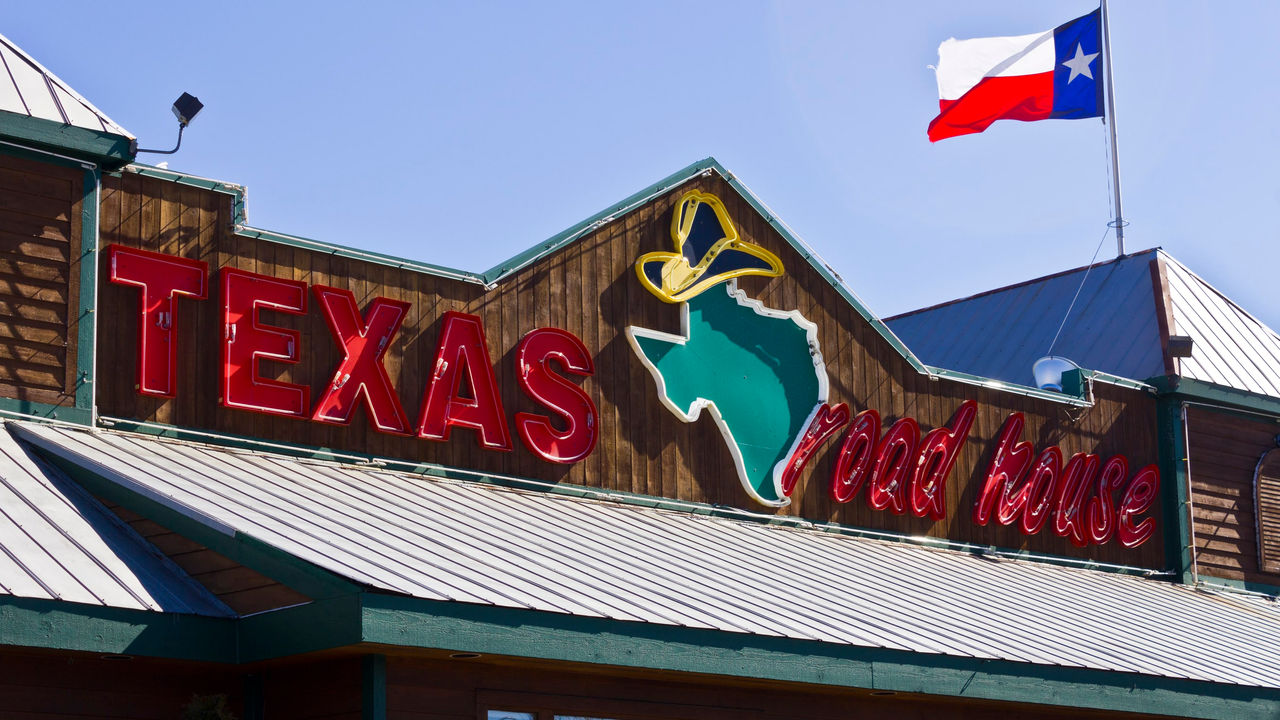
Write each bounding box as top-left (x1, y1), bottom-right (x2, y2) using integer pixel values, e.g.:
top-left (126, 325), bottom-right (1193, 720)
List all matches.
top-left (1256, 447), bottom-right (1280, 573)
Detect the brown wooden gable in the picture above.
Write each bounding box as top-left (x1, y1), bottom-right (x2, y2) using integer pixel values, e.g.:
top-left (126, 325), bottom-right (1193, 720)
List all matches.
top-left (94, 167), bottom-right (1164, 568)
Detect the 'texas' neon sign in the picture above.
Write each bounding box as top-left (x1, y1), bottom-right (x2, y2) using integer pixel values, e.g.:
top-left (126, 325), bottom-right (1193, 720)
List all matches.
top-left (107, 245), bottom-right (598, 465)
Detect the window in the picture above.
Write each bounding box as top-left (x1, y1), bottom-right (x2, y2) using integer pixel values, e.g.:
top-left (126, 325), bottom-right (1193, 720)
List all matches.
top-left (1255, 447), bottom-right (1280, 573)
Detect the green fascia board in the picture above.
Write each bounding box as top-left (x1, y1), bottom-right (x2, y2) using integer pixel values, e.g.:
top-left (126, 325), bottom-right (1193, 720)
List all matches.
top-left (0, 111), bottom-right (134, 169)
top-left (479, 157), bottom-right (721, 283)
top-left (236, 593), bottom-right (364, 663)
top-left (0, 398), bottom-right (92, 425)
top-left (75, 167), bottom-right (98, 419)
top-left (1193, 575), bottom-right (1280, 598)
top-left (23, 433), bottom-right (358, 600)
top-left (1149, 375), bottom-right (1280, 418)
top-left (360, 593), bottom-right (1280, 720)
top-left (0, 594), bottom-right (234, 662)
top-left (1156, 396), bottom-right (1193, 581)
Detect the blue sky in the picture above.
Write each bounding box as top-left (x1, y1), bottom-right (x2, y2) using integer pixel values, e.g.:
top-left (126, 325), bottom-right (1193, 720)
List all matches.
top-left (8, 1), bottom-right (1278, 336)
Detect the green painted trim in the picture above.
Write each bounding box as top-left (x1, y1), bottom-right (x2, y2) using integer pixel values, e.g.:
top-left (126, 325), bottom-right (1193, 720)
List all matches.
top-left (1195, 576), bottom-right (1280, 598)
top-left (235, 226), bottom-right (484, 284)
top-left (481, 158), bottom-right (719, 283)
top-left (362, 654), bottom-right (387, 720)
top-left (0, 398), bottom-right (91, 424)
top-left (1157, 397), bottom-right (1193, 581)
top-left (24, 437), bottom-right (358, 600)
top-left (0, 111), bottom-right (134, 169)
top-left (1149, 376), bottom-right (1280, 418)
top-left (125, 164), bottom-right (247, 224)
top-left (925, 366), bottom-right (1091, 407)
top-left (360, 593), bottom-right (1280, 720)
top-left (74, 167), bottom-right (98, 421)
top-left (1086, 369), bottom-right (1156, 392)
top-left (236, 594), bottom-right (363, 663)
top-left (0, 594), bottom-right (233, 662)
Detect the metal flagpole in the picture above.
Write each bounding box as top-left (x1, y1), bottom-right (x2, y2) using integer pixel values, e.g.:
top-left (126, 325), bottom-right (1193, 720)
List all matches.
top-left (1100, 0), bottom-right (1125, 255)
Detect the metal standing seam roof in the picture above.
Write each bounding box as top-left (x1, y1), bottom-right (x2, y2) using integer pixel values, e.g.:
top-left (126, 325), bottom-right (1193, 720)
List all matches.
top-left (0, 32), bottom-right (132, 137)
top-left (1162, 253), bottom-right (1280, 398)
top-left (0, 422), bottom-right (230, 616)
top-left (14, 420), bottom-right (1280, 689)
top-left (885, 249), bottom-right (1166, 388)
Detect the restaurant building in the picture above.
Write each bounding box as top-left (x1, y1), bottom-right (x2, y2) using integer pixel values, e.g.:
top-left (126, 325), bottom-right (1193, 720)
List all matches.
top-left (1, 32), bottom-right (1279, 720)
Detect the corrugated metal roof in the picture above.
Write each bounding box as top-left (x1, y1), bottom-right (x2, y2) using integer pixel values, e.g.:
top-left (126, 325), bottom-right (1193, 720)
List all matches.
top-left (15, 421), bottom-right (1280, 688)
top-left (0, 32), bottom-right (132, 137)
top-left (885, 249), bottom-right (1165, 387)
top-left (1163, 254), bottom-right (1280, 398)
top-left (0, 422), bottom-right (230, 616)
top-left (885, 248), bottom-right (1280, 400)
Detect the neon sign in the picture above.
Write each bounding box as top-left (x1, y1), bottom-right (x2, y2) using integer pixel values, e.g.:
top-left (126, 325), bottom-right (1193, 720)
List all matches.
top-left (106, 244), bottom-right (598, 465)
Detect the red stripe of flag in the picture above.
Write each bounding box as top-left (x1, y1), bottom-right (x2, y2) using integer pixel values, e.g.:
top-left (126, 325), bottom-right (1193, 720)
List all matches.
top-left (928, 72), bottom-right (1055, 142)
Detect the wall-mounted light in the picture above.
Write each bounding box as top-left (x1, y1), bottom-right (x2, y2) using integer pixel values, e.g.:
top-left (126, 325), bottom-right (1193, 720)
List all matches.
top-left (136, 92), bottom-right (204, 156)
top-left (1032, 355), bottom-right (1082, 392)
top-left (1167, 335), bottom-right (1194, 358)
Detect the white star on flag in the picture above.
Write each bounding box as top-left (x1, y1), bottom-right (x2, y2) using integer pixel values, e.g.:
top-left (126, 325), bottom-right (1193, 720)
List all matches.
top-left (1061, 43), bottom-right (1100, 83)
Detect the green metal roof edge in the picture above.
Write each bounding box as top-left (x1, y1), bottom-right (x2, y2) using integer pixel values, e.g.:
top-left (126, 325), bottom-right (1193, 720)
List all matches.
top-left (360, 592), bottom-right (1280, 720)
top-left (709, 161), bottom-right (931, 375)
top-left (1148, 375), bottom-right (1280, 417)
top-left (0, 110), bottom-right (134, 169)
top-left (94, 415), bottom-right (1172, 581)
top-left (124, 163), bottom-right (486, 285)
top-left (0, 594), bottom-right (235, 662)
top-left (479, 157), bottom-right (721, 283)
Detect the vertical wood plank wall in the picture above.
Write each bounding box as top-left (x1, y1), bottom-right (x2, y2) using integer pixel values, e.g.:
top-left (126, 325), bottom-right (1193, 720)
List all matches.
top-left (1185, 406), bottom-right (1280, 584)
top-left (0, 154), bottom-right (83, 406)
top-left (93, 172), bottom-right (1163, 568)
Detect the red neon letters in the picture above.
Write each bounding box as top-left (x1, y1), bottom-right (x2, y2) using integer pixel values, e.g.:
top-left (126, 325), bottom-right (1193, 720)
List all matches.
top-left (514, 328), bottom-right (599, 464)
top-left (115, 249), bottom-right (599, 463)
top-left (221, 268), bottom-right (310, 418)
top-left (910, 400), bottom-right (977, 519)
top-left (107, 245), bottom-right (207, 397)
top-left (780, 402), bottom-right (850, 497)
top-left (417, 311), bottom-right (513, 451)
top-left (828, 401), bottom-right (976, 518)
top-left (973, 413), bottom-right (1161, 548)
top-left (311, 286), bottom-right (411, 434)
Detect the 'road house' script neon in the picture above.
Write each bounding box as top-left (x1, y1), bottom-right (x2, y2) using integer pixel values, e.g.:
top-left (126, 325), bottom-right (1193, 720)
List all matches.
top-left (107, 245), bottom-right (598, 464)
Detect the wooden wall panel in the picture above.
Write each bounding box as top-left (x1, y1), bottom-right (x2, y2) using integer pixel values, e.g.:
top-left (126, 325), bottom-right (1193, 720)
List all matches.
top-left (386, 655), bottom-right (1174, 720)
top-left (95, 173), bottom-right (1163, 568)
top-left (260, 657), bottom-right (362, 720)
top-left (0, 648), bottom-right (242, 720)
top-left (1185, 406), bottom-right (1280, 583)
top-left (0, 153), bottom-right (82, 406)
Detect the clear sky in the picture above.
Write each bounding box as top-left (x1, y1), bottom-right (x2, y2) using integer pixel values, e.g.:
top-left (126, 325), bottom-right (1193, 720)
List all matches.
top-left (7, 2), bottom-right (1278, 336)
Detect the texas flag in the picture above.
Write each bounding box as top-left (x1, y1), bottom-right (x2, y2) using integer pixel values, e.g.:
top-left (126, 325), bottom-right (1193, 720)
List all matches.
top-left (928, 10), bottom-right (1103, 142)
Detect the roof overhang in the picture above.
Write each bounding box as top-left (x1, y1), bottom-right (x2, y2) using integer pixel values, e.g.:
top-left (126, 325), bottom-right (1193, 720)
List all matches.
top-left (0, 110), bottom-right (136, 169)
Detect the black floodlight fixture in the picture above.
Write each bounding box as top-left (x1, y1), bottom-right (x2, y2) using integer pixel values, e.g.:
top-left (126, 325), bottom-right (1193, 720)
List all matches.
top-left (1167, 335), bottom-right (1195, 358)
top-left (171, 92), bottom-right (203, 127)
top-left (136, 92), bottom-right (204, 156)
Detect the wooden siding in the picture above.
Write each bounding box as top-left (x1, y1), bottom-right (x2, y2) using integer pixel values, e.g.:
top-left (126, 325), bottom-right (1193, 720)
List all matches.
top-left (95, 172), bottom-right (1163, 568)
top-left (0, 153), bottom-right (82, 406)
top-left (260, 656), bottom-right (362, 720)
top-left (103, 498), bottom-right (311, 615)
top-left (387, 654), bottom-right (1174, 720)
top-left (1185, 406), bottom-right (1280, 583)
top-left (0, 648), bottom-right (242, 720)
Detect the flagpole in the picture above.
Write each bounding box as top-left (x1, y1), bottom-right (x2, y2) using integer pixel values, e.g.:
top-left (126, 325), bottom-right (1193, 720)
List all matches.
top-left (1100, 0), bottom-right (1125, 256)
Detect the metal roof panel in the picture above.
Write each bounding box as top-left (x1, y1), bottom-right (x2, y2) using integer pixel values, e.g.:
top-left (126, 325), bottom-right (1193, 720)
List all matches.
top-left (14, 421), bottom-right (1280, 688)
